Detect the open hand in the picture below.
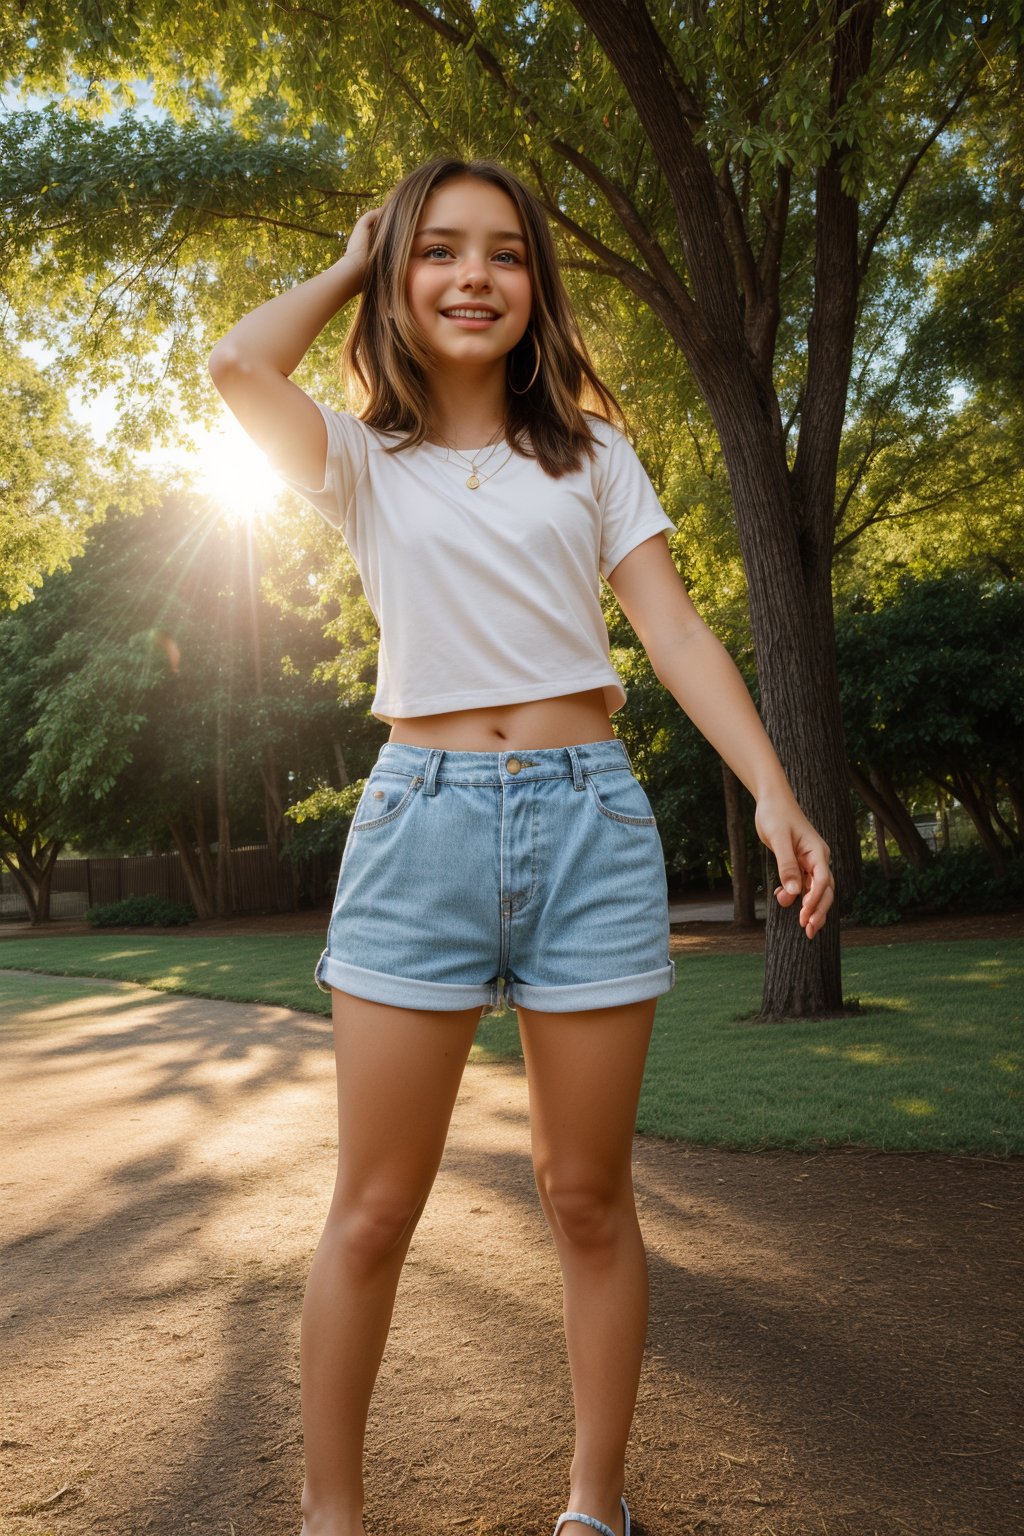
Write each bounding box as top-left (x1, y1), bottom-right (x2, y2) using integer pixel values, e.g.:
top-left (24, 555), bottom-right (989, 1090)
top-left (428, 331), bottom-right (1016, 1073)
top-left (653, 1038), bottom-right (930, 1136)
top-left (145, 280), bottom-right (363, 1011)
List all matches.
top-left (754, 797), bottom-right (835, 940)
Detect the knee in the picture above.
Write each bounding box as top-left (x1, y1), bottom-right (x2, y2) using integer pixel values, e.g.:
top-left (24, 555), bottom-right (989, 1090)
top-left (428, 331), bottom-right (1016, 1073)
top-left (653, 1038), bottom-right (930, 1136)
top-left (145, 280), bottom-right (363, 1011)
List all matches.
top-left (536, 1167), bottom-right (632, 1251)
top-left (328, 1184), bottom-right (426, 1270)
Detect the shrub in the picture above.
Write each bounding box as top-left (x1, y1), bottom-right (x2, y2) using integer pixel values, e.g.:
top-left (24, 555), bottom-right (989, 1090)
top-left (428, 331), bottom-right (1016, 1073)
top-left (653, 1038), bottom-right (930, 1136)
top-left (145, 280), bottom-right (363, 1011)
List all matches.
top-left (86, 894), bottom-right (196, 927)
top-left (848, 863), bottom-right (904, 926)
top-left (849, 849), bottom-right (1024, 927)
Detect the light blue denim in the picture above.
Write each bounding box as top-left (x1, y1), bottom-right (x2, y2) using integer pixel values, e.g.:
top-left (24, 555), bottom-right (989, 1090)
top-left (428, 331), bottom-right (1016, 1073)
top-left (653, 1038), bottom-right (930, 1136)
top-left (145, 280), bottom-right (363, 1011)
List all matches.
top-left (314, 737), bottom-right (676, 1013)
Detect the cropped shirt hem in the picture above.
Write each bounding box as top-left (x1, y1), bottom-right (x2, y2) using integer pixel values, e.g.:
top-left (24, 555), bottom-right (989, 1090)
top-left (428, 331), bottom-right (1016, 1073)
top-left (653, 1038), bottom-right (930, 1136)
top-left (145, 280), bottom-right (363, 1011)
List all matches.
top-left (372, 671), bottom-right (627, 725)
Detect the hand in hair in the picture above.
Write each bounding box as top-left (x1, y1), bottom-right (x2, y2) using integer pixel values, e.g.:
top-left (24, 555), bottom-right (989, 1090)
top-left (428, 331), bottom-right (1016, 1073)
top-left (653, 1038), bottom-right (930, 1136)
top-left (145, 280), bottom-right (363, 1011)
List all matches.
top-left (343, 206), bottom-right (383, 289)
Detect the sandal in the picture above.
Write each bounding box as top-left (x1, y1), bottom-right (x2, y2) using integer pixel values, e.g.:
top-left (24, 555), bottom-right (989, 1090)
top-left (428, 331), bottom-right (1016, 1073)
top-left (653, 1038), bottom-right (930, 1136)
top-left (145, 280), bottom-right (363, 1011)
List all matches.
top-left (553, 1497), bottom-right (631, 1536)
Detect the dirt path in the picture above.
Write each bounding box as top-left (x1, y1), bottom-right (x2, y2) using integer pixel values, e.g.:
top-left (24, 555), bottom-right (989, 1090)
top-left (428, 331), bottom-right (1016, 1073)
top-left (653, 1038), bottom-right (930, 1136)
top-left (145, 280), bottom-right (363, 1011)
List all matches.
top-left (1, 973), bottom-right (1021, 1536)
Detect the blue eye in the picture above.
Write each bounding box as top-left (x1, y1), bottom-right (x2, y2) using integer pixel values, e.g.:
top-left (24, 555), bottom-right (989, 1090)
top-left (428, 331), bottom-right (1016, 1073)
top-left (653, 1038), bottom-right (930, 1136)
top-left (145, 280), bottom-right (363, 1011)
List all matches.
top-left (420, 245), bottom-right (522, 263)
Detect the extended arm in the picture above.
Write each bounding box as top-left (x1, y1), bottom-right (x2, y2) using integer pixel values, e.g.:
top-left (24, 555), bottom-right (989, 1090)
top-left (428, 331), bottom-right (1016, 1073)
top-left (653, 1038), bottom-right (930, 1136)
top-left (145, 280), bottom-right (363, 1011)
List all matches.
top-left (607, 534), bottom-right (835, 939)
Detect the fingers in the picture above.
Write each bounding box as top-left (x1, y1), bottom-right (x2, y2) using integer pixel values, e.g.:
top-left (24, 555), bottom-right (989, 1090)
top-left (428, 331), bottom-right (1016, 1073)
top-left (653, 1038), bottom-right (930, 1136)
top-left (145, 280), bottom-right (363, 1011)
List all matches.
top-left (772, 840), bottom-right (834, 939)
top-left (797, 843), bottom-right (834, 939)
top-left (772, 834), bottom-right (803, 907)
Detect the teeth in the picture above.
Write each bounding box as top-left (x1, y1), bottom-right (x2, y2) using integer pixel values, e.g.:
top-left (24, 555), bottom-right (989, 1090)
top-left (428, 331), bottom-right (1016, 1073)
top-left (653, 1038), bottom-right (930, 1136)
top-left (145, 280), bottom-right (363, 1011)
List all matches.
top-left (444, 309), bottom-right (497, 319)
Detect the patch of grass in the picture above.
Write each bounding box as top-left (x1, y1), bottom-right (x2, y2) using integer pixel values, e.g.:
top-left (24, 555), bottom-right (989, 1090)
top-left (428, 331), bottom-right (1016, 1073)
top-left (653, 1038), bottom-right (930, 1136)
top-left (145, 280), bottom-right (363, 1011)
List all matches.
top-left (1, 934), bottom-right (1021, 1154)
top-left (0, 934), bottom-right (323, 1013)
top-left (636, 943), bottom-right (1023, 1154)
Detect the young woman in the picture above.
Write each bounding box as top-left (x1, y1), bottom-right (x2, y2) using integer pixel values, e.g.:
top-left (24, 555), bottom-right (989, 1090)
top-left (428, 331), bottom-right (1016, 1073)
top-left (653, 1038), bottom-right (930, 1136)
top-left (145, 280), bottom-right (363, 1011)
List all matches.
top-left (208, 156), bottom-right (834, 1536)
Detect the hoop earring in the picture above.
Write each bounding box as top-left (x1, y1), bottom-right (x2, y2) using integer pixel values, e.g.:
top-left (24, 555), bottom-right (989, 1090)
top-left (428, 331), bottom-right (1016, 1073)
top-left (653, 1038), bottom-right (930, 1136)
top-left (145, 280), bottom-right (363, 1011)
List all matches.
top-left (508, 329), bottom-right (542, 394)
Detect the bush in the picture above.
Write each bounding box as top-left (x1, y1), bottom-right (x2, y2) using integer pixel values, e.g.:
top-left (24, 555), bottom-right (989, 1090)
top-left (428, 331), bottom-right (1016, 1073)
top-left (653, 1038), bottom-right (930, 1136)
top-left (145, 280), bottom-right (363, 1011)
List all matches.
top-left (86, 894), bottom-right (196, 928)
top-left (849, 849), bottom-right (1024, 927)
top-left (848, 863), bottom-right (904, 926)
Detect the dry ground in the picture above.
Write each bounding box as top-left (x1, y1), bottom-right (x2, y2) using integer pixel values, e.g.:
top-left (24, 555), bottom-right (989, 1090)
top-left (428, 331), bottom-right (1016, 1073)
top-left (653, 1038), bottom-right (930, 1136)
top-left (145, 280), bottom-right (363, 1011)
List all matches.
top-left (1, 913), bottom-right (1022, 1536)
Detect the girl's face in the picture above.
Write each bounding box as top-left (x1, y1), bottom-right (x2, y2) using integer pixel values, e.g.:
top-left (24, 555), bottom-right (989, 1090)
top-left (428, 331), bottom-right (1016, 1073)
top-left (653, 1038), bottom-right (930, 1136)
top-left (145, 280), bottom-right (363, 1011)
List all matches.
top-left (405, 175), bottom-right (533, 371)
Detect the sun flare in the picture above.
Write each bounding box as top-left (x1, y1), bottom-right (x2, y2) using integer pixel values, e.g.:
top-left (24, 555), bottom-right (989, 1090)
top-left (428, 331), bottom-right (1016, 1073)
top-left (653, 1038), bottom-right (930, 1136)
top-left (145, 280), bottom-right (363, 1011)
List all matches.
top-left (191, 417), bottom-right (281, 523)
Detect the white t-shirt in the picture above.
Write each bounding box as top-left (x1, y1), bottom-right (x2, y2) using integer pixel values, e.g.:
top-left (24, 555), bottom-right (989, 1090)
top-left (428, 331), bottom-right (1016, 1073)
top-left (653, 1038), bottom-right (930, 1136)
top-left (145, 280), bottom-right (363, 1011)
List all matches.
top-left (280, 403), bottom-right (675, 725)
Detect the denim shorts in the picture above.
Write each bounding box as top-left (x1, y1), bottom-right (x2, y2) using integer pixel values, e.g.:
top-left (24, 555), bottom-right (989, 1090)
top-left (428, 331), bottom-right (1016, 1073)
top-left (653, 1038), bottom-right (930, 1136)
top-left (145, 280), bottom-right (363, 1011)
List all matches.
top-left (314, 737), bottom-right (676, 1013)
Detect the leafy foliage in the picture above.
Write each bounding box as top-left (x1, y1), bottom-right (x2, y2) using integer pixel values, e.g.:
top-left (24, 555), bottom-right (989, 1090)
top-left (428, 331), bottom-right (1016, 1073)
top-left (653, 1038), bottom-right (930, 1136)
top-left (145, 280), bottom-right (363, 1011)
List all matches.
top-left (0, 345), bottom-right (125, 607)
top-left (836, 571), bottom-right (1024, 870)
top-left (850, 849), bottom-right (1024, 925)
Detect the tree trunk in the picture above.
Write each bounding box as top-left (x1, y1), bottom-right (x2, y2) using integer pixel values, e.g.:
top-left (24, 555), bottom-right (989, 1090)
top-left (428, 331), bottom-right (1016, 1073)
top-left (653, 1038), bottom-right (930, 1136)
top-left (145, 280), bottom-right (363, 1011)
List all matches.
top-left (944, 773), bottom-right (1008, 876)
top-left (169, 818), bottom-right (214, 920)
top-left (215, 709), bottom-right (234, 918)
top-left (873, 813), bottom-right (891, 877)
top-left (570, 0), bottom-right (880, 1017)
top-left (192, 789), bottom-right (217, 904)
top-left (261, 744), bottom-right (298, 911)
top-left (848, 763), bottom-right (932, 867)
top-left (987, 772), bottom-right (1022, 855)
top-left (332, 737), bottom-right (350, 789)
top-left (1008, 780), bottom-right (1024, 841)
top-left (0, 827), bottom-right (63, 924)
top-left (722, 760), bottom-right (756, 926)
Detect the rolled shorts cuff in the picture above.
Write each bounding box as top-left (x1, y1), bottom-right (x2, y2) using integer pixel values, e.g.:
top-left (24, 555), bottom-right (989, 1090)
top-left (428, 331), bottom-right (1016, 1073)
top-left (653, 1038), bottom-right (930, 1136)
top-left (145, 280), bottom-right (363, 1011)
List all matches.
top-left (504, 960), bottom-right (677, 1012)
top-left (315, 952), bottom-right (497, 1010)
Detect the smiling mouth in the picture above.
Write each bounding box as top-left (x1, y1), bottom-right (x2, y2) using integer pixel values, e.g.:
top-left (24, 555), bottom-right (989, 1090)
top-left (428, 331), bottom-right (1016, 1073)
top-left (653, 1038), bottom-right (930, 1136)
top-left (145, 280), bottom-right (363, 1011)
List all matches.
top-left (440, 307), bottom-right (501, 320)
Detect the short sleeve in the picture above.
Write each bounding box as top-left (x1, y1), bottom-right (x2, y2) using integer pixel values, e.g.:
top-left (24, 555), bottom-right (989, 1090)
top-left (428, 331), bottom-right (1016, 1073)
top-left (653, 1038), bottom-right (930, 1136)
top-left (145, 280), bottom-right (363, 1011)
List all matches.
top-left (594, 424), bottom-right (676, 581)
top-left (276, 398), bottom-right (369, 535)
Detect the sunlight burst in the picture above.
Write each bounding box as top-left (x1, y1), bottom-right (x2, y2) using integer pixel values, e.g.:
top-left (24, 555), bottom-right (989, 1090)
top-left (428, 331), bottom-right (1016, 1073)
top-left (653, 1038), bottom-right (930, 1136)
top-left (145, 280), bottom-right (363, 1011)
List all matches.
top-left (191, 417), bottom-right (282, 524)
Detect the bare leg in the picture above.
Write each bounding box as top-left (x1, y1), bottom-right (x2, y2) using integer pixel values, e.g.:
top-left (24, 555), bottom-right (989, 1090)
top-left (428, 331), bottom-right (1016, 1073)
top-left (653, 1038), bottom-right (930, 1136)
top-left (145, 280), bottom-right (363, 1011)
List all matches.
top-left (300, 989), bottom-right (482, 1536)
top-left (517, 998), bottom-right (656, 1536)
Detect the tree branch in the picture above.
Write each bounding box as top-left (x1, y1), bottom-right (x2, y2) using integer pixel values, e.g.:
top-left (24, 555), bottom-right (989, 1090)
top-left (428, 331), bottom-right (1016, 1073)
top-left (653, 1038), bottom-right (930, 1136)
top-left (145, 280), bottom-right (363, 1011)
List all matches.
top-left (858, 75), bottom-right (976, 282)
top-left (388, 0), bottom-right (698, 333)
top-left (833, 467), bottom-right (1005, 552)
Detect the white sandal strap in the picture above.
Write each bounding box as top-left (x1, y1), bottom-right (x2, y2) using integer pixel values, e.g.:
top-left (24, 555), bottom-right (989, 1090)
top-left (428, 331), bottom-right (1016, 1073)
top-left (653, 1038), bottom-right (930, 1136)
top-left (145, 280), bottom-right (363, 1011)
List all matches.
top-left (553, 1497), bottom-right (630, 1536)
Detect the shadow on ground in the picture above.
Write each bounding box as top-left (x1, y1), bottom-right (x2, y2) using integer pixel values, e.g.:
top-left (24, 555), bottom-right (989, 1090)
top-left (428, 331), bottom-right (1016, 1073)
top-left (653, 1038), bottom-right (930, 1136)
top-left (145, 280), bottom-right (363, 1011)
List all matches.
top-left (1, 972), bottom-right (1021, 1536)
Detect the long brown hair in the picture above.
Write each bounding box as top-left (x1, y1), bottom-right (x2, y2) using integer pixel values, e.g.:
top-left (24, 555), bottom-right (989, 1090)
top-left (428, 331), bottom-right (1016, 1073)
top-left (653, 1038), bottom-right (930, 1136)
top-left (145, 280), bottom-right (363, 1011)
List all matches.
top-left (340, 157), bottom-right (625, 477)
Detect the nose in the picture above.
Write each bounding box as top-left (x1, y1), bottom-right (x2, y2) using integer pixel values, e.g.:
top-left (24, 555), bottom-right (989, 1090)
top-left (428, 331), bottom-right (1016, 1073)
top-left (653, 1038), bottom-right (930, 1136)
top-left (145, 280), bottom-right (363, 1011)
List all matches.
top-left (457, 253), bottom-right (492, 291)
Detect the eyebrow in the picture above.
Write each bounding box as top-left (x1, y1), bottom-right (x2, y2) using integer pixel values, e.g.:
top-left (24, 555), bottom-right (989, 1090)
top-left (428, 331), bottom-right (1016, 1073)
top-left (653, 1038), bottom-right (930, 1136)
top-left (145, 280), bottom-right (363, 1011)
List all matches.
top-left (416, 225), bottom-right (527, 243)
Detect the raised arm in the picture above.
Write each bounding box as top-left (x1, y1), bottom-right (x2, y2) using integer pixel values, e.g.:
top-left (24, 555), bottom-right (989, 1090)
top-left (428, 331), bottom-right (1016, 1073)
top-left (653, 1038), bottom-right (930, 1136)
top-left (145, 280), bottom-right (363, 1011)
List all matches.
top-left (207, 207), bottom-right (380, 487)
top-left (607, 533), bottom-right (835, 939)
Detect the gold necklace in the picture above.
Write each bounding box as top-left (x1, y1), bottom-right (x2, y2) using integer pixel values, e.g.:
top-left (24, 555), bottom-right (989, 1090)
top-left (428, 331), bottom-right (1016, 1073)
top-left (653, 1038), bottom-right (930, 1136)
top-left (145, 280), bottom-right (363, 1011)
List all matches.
top-left (437, 429), bottom-right (509, 489)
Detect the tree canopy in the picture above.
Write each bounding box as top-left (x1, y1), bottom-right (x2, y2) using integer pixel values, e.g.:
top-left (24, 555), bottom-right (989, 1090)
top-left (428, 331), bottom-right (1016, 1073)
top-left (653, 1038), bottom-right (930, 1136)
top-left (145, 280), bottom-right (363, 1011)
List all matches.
top-left (2, 1), bottom-right (1021, 1009)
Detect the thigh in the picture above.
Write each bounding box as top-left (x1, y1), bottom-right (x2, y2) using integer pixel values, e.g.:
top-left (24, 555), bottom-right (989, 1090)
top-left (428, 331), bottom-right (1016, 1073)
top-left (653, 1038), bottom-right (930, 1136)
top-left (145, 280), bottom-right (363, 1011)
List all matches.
top-left (516, 998), bottom-right (656, 1184)
top-left (328, 988), bottom-right (482, 1206)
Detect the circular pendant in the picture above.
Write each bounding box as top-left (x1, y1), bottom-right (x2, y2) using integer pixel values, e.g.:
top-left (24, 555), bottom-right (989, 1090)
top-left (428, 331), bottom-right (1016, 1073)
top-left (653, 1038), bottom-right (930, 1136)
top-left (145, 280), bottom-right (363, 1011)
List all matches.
top-left (466, 474), bottom-right (481, 489)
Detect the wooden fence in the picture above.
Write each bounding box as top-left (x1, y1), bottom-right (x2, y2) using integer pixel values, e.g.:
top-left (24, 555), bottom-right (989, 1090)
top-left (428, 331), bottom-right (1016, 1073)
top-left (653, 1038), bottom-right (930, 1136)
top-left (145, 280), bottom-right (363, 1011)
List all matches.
top-left (0, 844), bottom-right (320, 921)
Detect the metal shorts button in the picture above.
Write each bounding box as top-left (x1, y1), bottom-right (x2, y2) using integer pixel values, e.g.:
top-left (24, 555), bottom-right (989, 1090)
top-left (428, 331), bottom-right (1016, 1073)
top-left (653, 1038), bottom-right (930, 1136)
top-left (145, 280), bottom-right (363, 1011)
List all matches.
top-left (506, 757), bottom-right (522, 774)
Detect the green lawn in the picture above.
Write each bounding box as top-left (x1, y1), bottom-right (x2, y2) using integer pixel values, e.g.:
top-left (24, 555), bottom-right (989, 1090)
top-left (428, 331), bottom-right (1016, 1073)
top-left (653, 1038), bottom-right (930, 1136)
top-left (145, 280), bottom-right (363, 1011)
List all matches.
top-left (1, 933), bottom-right (1021, 1154)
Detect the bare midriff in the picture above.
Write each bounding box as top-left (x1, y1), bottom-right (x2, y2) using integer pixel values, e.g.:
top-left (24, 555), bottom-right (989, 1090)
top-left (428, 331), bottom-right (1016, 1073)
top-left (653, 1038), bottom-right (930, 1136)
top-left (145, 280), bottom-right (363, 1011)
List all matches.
top-left (387, 687), bottom-right (615, 751)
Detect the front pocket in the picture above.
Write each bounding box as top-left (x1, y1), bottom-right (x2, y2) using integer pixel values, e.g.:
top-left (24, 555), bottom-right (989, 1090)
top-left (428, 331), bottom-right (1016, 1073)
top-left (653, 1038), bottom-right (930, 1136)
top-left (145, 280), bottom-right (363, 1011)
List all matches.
top-left (585, 768), bottom-right (657, 826)
top-left (351, 771), bottom-right (420, 831)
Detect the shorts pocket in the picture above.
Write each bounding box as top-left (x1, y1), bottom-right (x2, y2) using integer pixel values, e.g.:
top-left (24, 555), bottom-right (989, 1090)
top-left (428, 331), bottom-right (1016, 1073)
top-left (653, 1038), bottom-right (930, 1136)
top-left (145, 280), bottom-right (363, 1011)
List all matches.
top-left (585, 767), bottom-right (657, 826)
top-left (351, 771), bottom-right (421, 832)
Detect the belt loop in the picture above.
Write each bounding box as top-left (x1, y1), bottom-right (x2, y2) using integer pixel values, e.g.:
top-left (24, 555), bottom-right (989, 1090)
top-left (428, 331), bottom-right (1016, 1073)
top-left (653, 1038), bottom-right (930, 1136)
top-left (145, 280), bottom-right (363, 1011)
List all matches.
top-left (421, 748), bottom-right (443, 796)
top-left (565, 745), bottom-right (586, 791)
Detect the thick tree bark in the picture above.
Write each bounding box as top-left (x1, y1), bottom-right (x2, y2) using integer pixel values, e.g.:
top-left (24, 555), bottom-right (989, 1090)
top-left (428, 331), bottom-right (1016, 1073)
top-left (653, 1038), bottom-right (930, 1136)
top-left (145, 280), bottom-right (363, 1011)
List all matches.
top-left (572, 0), bottom-right (877, 1017)
top-left (722, 760), bottom-right (756, 926)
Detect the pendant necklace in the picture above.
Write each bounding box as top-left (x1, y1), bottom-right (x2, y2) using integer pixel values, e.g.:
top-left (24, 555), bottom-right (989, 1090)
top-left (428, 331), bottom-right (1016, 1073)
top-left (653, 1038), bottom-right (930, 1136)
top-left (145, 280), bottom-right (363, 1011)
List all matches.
top-left (437, 429), bottom-right (513, 489)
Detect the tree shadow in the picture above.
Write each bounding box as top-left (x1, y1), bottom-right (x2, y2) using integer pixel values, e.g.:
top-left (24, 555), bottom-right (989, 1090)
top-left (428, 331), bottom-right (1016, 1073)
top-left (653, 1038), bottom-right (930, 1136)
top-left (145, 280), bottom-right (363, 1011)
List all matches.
top-left (2, 980), bottom-right (1020, 1536)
